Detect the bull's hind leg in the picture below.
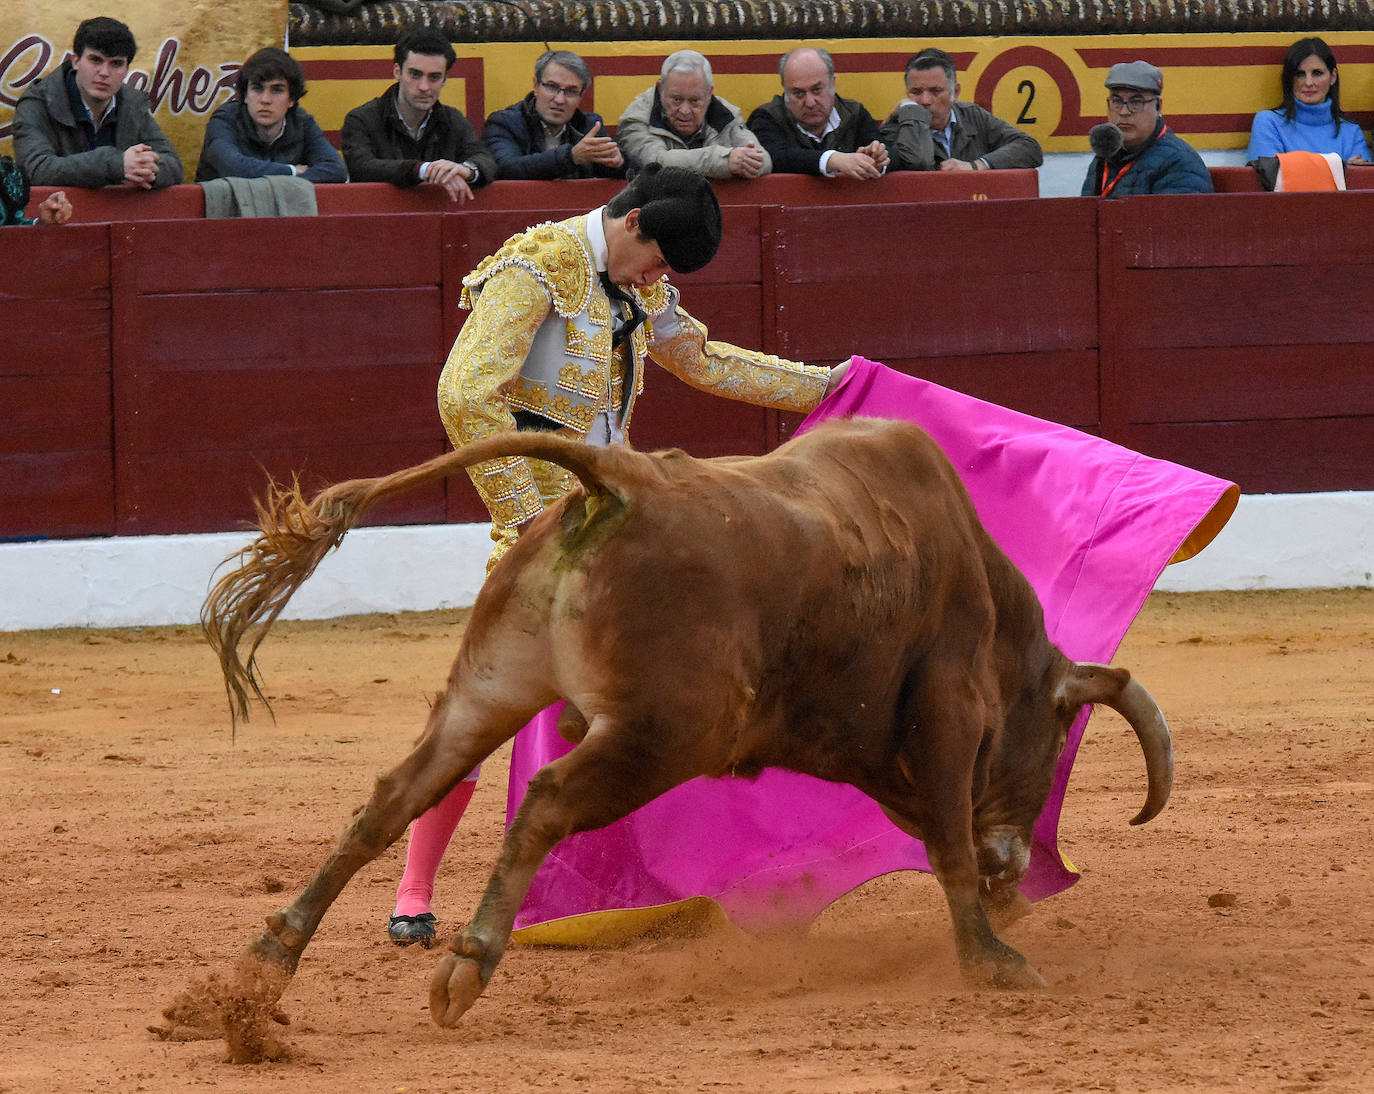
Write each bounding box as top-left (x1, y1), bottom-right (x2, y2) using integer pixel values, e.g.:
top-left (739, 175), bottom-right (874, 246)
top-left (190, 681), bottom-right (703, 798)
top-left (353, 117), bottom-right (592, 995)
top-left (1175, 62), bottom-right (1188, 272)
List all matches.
top-left (429, 714), bottom-right (685, 1026)
top-left (158, 683), bottom-right (546, 1054)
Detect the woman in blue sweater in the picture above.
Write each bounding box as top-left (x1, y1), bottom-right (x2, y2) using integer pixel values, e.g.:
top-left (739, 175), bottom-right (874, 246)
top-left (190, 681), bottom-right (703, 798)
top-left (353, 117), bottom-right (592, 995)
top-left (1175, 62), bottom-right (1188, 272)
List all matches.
top-left (1247, 38), bottom-right (1371, 164)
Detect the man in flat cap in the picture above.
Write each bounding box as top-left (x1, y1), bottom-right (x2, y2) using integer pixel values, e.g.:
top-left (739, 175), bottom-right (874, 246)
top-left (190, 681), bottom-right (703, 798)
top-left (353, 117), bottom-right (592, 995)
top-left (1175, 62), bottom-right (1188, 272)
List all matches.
top-left (387, 164), bottom-right (849, 945)
top-left (1082, 60), bottom-right (1212, 197)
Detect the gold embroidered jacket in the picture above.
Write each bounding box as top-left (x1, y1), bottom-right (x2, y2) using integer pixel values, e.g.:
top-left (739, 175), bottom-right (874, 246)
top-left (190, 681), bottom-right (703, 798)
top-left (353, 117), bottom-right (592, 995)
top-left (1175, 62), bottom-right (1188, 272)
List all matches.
top-left (437, 213), bottom-right (831, 530)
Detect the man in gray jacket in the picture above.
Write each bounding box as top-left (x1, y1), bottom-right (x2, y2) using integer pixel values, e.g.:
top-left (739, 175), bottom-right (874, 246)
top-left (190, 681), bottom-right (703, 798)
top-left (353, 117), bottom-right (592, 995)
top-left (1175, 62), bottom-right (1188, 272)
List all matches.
top-left (13, 17), bottom-right (182, 190)
top-left (881, 48), bottom-right (1042, 173)
top-left (616, 50), bottom-right (770, 179)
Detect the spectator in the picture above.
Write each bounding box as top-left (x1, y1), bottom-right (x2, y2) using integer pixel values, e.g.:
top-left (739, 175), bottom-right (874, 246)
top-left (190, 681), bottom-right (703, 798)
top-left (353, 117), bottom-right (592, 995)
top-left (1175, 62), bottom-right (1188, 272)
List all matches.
top-left (1247, 38), bottom-right (1371, 165)
top-left (616, 50), bottom-right (769, 180)
top-left (341, 29), bottom-right (496, 201)
top-left (881, 48), bottom-right (1042, 172)
top-left (1081, 61), bottom-right (1212, 198)
top-left (12, 16), bottom-right (182, 190)
top-left (483, 50), bottom-right (625, 180)
top-left (1, 156), bottom-right (71, 225)
top-left (747, 47), bottom-right (888, 179)
top-left (196, 48), bottom-right (346, 184)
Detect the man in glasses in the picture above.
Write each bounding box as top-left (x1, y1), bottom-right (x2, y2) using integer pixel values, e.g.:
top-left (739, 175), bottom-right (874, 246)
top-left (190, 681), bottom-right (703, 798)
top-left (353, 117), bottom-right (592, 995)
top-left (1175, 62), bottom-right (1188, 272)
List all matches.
top-left (1082, 61), bottom-right (1212, 197)
top-left (484, 50), bottom-right (627, 179)
top-left (342, 28), bottom-right (496, 201)
top-left (616, 50), bottom-right (771, 179)
top-left (881, 48), bottom-right (1043, 172)
top-left (386, 164), bottom-right (847, 945)
top-left (747, 46), bottom-right (889, 179)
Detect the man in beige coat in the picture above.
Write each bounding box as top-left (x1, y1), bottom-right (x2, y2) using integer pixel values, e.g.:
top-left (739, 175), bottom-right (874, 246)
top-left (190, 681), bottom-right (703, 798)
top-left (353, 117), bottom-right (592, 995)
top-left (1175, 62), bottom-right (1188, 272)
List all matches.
top-left (616, 50), bottom-right (770, 179)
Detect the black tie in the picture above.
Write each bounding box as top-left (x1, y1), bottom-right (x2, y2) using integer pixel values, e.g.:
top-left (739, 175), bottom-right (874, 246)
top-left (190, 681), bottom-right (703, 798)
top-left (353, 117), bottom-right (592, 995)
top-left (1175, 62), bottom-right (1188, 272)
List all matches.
top-left (600, 271), bottom-right (646, 350)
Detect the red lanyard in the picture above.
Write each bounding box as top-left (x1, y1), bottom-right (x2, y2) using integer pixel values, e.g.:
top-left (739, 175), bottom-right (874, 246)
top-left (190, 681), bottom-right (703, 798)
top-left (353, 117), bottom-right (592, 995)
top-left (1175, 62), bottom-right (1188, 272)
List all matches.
top-left (1100, 123), bottom-right (1168, 196)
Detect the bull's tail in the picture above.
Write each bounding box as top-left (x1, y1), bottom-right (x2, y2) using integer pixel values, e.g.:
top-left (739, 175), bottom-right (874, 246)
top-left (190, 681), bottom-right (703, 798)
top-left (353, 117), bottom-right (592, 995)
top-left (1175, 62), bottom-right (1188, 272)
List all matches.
top-left (202, 433), bottom-right (623, 724)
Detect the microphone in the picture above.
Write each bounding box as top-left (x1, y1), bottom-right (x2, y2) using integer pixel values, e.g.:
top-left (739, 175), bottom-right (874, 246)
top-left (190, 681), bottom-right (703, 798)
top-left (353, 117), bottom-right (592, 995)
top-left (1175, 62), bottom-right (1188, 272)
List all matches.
top-left (1089, 122), bottom-right (1124, 160)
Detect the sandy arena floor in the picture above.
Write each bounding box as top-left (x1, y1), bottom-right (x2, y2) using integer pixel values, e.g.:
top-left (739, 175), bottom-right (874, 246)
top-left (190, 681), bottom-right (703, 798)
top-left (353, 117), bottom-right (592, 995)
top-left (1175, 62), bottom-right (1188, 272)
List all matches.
top-left (1, 588), bottom-right (1371, 1093)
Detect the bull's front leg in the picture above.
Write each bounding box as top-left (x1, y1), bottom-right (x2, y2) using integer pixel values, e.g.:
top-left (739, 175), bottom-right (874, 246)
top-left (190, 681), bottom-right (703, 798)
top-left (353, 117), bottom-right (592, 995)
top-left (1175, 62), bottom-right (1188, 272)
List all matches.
top-left (429, 719), bottom-right (684, 1027)
top-left (428, 763), bottom-right (568, 1026)
top-left (923, 811), bottom-right (1046, 990)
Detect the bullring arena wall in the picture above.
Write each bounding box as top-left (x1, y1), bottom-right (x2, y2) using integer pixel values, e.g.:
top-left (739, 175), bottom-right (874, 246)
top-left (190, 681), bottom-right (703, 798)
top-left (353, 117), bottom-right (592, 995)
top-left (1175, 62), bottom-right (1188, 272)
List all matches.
top-left (2, 1), bottom-right (1373, 628)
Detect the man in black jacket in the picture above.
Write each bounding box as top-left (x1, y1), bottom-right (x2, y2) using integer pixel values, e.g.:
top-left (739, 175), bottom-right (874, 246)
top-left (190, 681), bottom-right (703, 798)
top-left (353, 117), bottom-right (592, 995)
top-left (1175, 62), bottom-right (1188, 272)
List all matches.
top-left (747, 47), bottom-right (888, 179)
top-left (13, 16), bottom-right (182, 190)
top-left (341, 28), bottom-right (496, 201)
top-left (483, 51), bottom-right (626, 180)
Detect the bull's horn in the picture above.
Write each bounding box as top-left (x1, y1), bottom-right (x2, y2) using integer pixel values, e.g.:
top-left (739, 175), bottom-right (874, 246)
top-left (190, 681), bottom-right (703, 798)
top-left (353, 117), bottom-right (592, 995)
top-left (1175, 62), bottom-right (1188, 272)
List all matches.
top-left (1057, 663), bottom-right (1174, 827)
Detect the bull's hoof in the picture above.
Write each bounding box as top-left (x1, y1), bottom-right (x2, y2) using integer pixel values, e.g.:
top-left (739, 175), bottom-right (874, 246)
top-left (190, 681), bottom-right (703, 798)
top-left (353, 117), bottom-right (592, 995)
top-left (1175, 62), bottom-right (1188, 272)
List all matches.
top-left (151, 952), bottom-right (294, 1063)
top-left (429, 953), bottom-right (487, 1027)
top-left (991, 959), bottom-right (1047, 990)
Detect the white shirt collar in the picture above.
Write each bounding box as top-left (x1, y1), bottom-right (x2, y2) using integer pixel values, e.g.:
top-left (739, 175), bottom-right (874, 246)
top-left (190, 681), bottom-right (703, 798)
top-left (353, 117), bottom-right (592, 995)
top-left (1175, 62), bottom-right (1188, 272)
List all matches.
top-left (796, 106), bottom-right (841, 142)
top-left (586, 205), bottom-right (610, 274)
top-left (394, 96), bottom-right (430, 142)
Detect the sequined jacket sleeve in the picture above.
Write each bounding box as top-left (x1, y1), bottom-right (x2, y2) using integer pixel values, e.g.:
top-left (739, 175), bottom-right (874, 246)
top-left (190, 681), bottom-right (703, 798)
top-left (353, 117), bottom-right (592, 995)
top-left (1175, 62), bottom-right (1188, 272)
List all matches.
top-left (436, 264), bottom-right (553, 526)
top-left (645, 285), bottom-right (830, 413)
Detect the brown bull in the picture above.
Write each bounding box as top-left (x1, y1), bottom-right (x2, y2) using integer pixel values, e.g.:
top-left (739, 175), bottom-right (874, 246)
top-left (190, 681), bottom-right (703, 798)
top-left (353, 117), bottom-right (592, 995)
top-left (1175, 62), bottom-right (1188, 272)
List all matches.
top-left (182, 416), bottom-right (1172, 1050)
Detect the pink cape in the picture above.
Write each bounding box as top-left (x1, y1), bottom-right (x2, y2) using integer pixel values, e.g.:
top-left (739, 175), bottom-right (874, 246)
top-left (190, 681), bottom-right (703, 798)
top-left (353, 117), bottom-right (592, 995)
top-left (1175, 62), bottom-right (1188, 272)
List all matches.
top-left (505, 357), bottom-right (1238, 937)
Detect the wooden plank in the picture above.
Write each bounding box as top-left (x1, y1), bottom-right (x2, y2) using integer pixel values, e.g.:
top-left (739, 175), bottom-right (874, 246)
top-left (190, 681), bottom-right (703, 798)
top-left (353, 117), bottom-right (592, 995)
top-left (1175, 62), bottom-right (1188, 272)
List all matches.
top-left (713, 170), bottom-right (1039, 205)
top-left (128, 287), bottom-right (442, 368)
top-left (26, 185), bottom-right (204, 223)
top-left (0, 376), bottom-right (112, 454)
top-left (1110, 192), bottom-right (1374, 269)
top-left (870, 351), bottom-right (1101, 429)
top-left (123, 364), bottom-right (440, 451)
top-left (1111, 265), bottom-right (1374, 349)
top-left (1128, 418), bottom-right (1374, 494)
top-left (1, 299), bottom-right (110, 377)
top-left (0, 451), bottom-right (114, 538)
top-left (628, 379), bottom-right (773, 458)
top-left (768, 198), bottom-right (1098, 361)
top-left (118, 443), bottom-right (449, 535)
top-left (1118, 345), bottom-right (1374, 423)
top-left (669, 285), bottom-right (763, 352)
top-left (121, 216), bottom-right (445, 293)
top-left (769, 197), bottom-right (1096, 281)
top-left (0, 223), bottom-right (109, 300)
top-left (774, 273), bottom-right (1097, 359)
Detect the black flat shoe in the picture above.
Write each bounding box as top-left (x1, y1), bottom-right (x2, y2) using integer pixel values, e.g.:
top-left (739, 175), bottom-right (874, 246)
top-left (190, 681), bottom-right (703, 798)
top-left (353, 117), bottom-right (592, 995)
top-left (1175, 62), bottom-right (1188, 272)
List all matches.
top-left (388, 912), bottom-right (437, 947)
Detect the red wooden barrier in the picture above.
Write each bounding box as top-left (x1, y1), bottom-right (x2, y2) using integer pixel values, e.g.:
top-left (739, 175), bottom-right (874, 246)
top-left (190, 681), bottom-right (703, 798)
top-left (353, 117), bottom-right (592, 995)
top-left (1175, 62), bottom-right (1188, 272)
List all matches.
top-left (26, 171), bottom-right (1038, 225)
top-left (109, 215), bottom-right (452, 535)
top-left (8, 184), bottom-right (1374, 542)
top-left (763, 196), bottom-right (1101, 439)
top-left (1210, 164), bottom-right (1374, 192)
top-left (1098, 192), bottom-right (1374, 493)
top-left (1, 224), bottom-right (115, 539)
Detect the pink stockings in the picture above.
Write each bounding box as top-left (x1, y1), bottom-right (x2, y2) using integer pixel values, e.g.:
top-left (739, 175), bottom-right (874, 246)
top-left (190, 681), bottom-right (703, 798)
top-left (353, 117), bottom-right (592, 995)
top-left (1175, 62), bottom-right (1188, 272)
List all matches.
top-left (392, 776), bottom-right (478, 917)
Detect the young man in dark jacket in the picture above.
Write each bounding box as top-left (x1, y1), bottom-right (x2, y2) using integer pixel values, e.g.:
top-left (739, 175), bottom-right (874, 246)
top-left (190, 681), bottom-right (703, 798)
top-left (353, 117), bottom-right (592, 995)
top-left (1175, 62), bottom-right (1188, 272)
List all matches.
top-left (483, 50), bottom-right (626, 180)
top-left (341, 28), bottom-right (496, 201)
top-left (194, 47), bottom-right (346, 184)
top-left (13, 16), bottom-right (182, 190)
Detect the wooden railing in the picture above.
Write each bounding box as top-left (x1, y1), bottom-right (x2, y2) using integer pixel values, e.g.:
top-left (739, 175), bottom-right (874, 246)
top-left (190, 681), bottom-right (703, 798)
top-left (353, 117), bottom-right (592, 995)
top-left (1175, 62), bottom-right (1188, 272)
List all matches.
top-left (5, 176), bottom-right (1373, 542)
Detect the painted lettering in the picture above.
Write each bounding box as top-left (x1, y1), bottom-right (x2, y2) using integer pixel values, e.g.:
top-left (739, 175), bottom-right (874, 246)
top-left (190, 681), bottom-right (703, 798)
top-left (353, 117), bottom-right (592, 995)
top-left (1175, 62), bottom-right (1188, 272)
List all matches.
top-left (0, 34), bottom-right (51, 140)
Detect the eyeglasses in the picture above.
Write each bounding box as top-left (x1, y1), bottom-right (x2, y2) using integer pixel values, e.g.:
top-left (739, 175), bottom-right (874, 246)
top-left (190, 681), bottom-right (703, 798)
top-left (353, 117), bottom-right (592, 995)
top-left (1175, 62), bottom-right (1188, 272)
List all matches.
top-left (1107, 94), bottom-right (1159, 114)
top-left (537, 79), bottom-right (584, 100)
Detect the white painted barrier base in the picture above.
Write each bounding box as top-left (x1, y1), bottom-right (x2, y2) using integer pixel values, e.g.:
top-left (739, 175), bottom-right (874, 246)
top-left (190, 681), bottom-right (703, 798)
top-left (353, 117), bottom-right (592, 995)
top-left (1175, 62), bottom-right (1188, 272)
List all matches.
top-left (2, 491), bottom-right (1370, 631)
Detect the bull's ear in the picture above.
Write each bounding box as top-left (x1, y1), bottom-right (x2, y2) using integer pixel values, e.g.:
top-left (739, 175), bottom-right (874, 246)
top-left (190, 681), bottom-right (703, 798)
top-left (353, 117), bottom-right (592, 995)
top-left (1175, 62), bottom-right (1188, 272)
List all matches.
top-left (1053, 662), bottom-right (1131, 713)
